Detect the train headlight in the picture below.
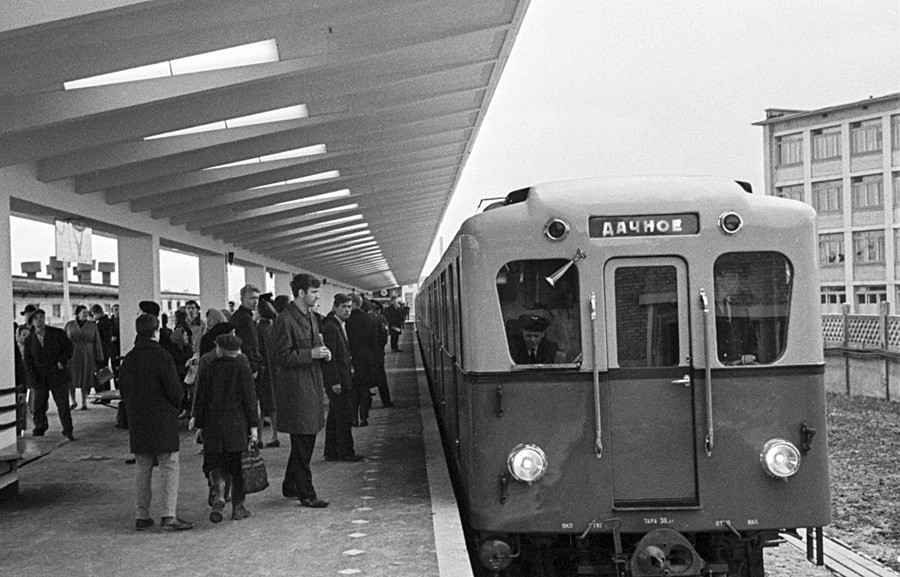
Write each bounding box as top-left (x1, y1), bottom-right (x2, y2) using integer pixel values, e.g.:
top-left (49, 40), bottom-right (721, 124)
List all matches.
top-left (507, 444), bottom-right (548, 484)
top-left (760, 439), bottom-right (801, 479)
top-left (544, 218), bottom-right (570, 241)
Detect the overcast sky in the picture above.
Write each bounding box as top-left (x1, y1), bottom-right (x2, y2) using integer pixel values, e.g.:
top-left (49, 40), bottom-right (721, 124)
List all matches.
top-left (10, 1), bottom-right (900, 293)
top-left (422, 0), bottom-right (900, 274)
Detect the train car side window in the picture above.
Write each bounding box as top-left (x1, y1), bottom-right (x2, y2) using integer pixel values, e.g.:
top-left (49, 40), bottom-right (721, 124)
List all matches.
top-left (496, 259), bottom-right (582, 366)
top-left (714, 252), bottom-right (792, 365)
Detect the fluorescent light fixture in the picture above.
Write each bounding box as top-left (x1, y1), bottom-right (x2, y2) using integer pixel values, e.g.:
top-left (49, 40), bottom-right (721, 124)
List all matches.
top-left (66, 39), bottom-right (279, 90)
top-left (299, 231), bottom-right (372, 249)
top-left (205, 144), bottom-right (326, 170)
top-left (301, 239), bottom-right (377, 257)
top-left (292, 215), bottom-right (363, 234)
top-left (270, 189), bottom-right (349, 209)
top-left (286, 223), bottom-right (369, 244)
top-left (250, 169), bottom-right (340, 190)
top-left (146, 104), bottom-right (307, 140)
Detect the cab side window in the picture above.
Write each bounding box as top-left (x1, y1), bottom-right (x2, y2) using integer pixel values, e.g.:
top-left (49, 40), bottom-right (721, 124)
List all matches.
top-left (714, 252), bottom-right (792, 365)
top-left (496, 259), bottom-right (582, 365)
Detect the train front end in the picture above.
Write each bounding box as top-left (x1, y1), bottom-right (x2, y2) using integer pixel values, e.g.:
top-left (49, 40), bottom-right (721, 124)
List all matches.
top-left (447, 178), bottom-right (829, 577)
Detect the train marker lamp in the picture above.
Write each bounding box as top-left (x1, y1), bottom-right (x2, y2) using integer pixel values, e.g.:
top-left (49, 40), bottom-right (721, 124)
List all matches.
top-left (507, 444), bottom-right (548, 484)
top-left (718, 211), bottom-right (743, 235)
top-left (759, 439), bottom-right (801, 479)
top-left (544, 218), bottom-right (570, 241)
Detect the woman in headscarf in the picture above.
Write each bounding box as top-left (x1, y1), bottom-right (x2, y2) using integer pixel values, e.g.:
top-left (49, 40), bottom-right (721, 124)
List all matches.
top-left (65, 304), bottom-right (104, 410)
top-left (199, 308), bottom-right (229, 356)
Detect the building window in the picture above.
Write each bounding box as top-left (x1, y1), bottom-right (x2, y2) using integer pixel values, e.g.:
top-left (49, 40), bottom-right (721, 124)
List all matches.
top-left (821, 286), bottom-right (846, 305)
top-left (52, 304), bottom-right (61, 318)
top-left (775, 184), bottom-right (804, 201)
top-left (776, 133), bottom-right (803, 166)
top-left (892, 115), bottom-right (900, 150)
top-left (813, 180), bottom-right (842, 213)
top-left (855, 285), bottom-right (887, 305)
top-left (850, 118), bottom-right (882, 155)
top-left (894, 172), bottom-right (900, 206)
top-left (812, 126), bottom-right (841, 160)
top-left (851, 174), bottom-right (883, 209)
top-left (819, 233), bottom-right (845, 265)
top-left (852, 230), bottom-right (885, 263)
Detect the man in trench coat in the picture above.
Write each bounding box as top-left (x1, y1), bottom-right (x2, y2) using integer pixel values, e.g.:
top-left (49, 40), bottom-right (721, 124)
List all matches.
top-left (270, 273), bottom-right (332, 508)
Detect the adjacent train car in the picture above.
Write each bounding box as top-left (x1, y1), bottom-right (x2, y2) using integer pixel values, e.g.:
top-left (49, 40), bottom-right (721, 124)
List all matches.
top-left (416, 177), bottom-right (829, 577)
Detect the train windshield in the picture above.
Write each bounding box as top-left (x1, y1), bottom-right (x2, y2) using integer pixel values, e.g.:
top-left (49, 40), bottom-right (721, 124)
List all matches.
top-left (496, 259), bottom-right (582, 366)
top-left (714, 252), bottom-right (793, 365)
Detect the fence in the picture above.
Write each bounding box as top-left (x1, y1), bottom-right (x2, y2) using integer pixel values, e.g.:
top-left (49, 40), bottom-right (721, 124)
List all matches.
top-left (823, 303), bottom-right (900, 401)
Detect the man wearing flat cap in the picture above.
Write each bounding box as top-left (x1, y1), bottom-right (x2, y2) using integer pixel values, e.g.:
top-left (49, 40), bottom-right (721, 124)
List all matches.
top-left (119, 313), bottom-right (193, 531)
top-left (138, 300), bottom-right (161, 317)
top-left (193, 333), bottom-right (259, 523)
top-left (509, 314), bottom-right (561, 365)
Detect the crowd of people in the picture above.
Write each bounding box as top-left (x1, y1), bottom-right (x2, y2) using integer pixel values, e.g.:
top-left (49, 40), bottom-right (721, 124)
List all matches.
top-left (13, 275), bottom-right (407, 531)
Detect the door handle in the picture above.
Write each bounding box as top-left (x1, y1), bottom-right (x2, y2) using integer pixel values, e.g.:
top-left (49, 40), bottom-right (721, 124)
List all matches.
top-left (671, 375), bottom-right (691, 387)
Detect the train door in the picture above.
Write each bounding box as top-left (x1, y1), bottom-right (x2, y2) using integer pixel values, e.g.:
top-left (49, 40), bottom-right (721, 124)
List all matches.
top-left (603, 257), bottom-right (698, 508)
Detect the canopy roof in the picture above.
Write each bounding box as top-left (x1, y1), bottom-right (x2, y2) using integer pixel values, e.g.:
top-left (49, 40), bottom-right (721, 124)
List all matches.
top-left (0, 0), bottom-right (530, 289)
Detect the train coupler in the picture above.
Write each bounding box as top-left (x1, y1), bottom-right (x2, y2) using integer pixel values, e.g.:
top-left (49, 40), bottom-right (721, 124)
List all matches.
top-left (630, 528), bottom-right (705, 577)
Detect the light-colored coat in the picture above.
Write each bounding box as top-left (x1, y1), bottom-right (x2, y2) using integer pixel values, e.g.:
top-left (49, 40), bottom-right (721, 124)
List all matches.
top-left (65, 319), bottom-right (104, 392)
top-left (270, 302), bottom-right (325, 435)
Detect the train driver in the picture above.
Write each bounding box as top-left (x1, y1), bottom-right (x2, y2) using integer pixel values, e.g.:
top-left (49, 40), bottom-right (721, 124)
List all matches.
top-left (509, 314), bottom-right (562, 365)
top-left (714, 264), bottom-right (758, 365)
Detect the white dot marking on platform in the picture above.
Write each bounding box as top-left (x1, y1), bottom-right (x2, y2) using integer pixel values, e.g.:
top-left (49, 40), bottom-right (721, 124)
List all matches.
top-left (338, 569), bottom-right (361, 575)
top-left (360, 495), bottom-right (375, 500)
top-left (354, 507), bottom-right (372, 512)
top-left (343, 549), bottom-right (365, 557)
top-left (348, 532), bottom-right (367, 538)
top-left (351, 519), bottom-right (370, 524)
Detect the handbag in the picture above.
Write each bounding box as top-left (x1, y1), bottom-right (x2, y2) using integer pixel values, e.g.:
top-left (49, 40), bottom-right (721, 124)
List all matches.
top-left (96, 367), bottom-right (114, 386)
top-left (241, 442), bottom-right (269, 494)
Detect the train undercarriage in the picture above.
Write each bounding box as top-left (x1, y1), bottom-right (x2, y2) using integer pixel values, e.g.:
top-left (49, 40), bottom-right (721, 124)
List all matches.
top-left (474, 528), bottom-right (782, 577)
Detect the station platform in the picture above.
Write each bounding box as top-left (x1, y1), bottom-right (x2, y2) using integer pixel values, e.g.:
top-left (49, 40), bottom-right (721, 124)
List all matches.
top-left (0, 328), bottom-right (472, 577)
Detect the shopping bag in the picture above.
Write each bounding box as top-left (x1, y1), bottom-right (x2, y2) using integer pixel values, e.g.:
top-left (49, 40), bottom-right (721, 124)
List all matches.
top-left (96, 367), bottom-right (114, 386)
top-left (241, 443), bottom-right (269, 494)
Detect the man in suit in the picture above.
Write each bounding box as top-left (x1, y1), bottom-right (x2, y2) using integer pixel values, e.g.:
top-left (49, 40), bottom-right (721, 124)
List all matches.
top-left (345, 293), bottom-right (378, 426)
top-left (270, 273), bottom-right (331, 508)
top-left (508, 314), bottom-right (561, 365)
top-left (23, 309), bottom-right (75, 440)
top-left (322, 294), bottom-right (364, 462)
top-left (383, 296), bottom-right (404, 352)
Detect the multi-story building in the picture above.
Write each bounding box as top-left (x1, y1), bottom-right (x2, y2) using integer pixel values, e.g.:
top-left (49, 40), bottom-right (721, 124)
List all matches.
top-left (755, 92), bottom-right (900, 313)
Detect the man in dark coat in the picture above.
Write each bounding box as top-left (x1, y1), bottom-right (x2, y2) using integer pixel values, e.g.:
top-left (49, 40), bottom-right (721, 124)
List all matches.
top-left (383, 296), bottom-right (404, 352)
top-left (508, 314), bottom-right (560, 365)
top-left (90, 304), bottom-right (114, 396)
top-left (322, 294), bottom-right (363, 462)
top-left (345, 293), bottom-right (379, 426)
top-left (193, 334), bottom-right (259, 523)
top-left (231, 285), bottom-right (263, 376)
top-left (270, 273), bottom-right (331, 508)
top-left (118, 314), bottom-right (192, 532)
top-left (714, 266), bottom-right (759, 365)
top-left (14, 324), bottom-right (32, 434)
top-left (23, 309), bottom-right (75, 440)
top-left (365, 299), bottom-right (393, 408)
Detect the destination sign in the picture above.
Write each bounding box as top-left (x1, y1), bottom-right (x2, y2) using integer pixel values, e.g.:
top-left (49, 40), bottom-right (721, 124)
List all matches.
top-left (589, 213), bottom-right (699, 238)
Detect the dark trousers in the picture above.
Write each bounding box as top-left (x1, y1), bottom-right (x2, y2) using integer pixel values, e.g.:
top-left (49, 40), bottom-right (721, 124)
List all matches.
top-left (206, 451), bottom-right (245, 506)
top-left (285, 433), bottom-right (317, 500)
top-left (33, 385), bottom-right (73, 435)
top-left (324, 388), bottom-right (355, 458)
top-left (374, 356), bottom-right (391, 406)
top-left (352, 372), bottom-right (371, 424)
top-left (389, 328), bottom-right (401, 350)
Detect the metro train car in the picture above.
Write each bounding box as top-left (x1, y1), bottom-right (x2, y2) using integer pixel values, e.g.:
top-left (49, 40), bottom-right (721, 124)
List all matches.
top-left (416, 177), bottom-right (829, 577)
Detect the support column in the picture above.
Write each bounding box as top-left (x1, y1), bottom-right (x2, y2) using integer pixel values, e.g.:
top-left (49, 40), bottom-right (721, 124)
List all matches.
top-left (244, 264), bottom-right (266, 293)
top-left (199, 253), bottom-right (228, 314)
top-left (273, 271), bottom-right (293, 297)
top-left (0, 189), bottom-right (17, 471)
top-left (117, 233), bottom-right (160, 357)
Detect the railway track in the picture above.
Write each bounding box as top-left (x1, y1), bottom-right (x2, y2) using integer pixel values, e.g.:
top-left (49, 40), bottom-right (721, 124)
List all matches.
top-left (782, 529), bottom-right (898, 577)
